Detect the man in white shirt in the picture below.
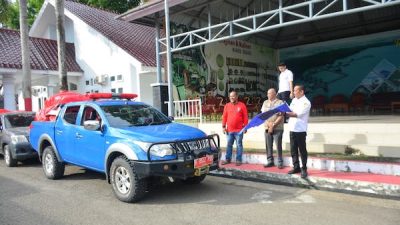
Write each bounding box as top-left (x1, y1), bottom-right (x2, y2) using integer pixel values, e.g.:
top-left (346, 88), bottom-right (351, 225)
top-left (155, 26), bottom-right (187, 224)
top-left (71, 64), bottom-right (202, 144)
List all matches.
top-left (286, 85), bottom-right (311, 178)
top-left (277, 62), bottom-right (294, 102)
top-left (277, 62), bottom-right (294, 123)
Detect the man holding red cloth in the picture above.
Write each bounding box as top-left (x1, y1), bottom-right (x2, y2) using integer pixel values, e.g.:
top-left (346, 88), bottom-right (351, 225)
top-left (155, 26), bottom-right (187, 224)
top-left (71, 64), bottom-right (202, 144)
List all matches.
top-left (221, 91), bottom-right (248, 166)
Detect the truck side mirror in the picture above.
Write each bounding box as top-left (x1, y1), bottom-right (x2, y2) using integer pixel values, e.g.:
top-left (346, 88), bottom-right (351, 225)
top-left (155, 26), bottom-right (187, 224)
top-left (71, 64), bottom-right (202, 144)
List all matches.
top-left (100, 124), bottom-right (107, 133)
top-left (83, 120), bottom-right (100, 131)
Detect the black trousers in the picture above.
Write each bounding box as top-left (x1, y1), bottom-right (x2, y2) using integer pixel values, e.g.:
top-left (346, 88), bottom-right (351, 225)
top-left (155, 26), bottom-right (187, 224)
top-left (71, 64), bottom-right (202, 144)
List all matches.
top-left (290, 131), bottom-right (308, 169)
top-left (277, 91), bottom-right (291, 103)
top-left (277, 91), bottom-right (291, 122)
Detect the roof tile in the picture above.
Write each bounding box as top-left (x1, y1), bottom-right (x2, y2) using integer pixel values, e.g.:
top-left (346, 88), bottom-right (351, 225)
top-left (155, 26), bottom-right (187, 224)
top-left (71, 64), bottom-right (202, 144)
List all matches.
top-left (65, 0), bottom-right (157, 67)
top-left (0, 28), bottom-right (82, 72)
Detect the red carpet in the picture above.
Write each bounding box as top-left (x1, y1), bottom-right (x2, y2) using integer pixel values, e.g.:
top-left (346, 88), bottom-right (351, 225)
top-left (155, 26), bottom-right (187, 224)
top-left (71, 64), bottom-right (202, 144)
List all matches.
top-left (220, 163), bottom-right (400, 185)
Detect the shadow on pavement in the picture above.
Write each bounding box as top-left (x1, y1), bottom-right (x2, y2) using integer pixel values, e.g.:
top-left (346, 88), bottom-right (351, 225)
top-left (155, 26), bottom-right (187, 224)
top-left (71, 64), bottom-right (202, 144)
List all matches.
top-left (139, 176), bottom-right (304, 206)
top-left (62, 166), bottom-right (106, 181)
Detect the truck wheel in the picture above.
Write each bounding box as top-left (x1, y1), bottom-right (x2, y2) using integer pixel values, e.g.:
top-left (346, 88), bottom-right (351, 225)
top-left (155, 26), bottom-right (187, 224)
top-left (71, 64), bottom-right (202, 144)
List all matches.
top-left (110, 156), bottom-right (147, 203)
top-left (42, 146), bottom-right (65, 180)
top-left (4, 145), bottom-right (17, 167)
top-left (181, 174), bottom-right (206, 185)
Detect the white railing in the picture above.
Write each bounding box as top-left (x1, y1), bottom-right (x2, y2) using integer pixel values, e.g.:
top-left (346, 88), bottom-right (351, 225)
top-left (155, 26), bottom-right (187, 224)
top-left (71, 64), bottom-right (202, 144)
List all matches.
top-left (167, 99), bottom-right (203, 123)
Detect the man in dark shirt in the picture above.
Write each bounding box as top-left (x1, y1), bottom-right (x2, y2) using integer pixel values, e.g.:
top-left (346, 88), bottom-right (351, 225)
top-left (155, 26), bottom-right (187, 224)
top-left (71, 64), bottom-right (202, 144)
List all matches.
top-left (221, 91), bottom-right (248, 166)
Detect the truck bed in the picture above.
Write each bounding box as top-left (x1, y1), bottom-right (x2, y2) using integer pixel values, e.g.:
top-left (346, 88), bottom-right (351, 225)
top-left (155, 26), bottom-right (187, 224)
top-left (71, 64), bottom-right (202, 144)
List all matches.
top-left (29, 121), bottom-right (56, 153)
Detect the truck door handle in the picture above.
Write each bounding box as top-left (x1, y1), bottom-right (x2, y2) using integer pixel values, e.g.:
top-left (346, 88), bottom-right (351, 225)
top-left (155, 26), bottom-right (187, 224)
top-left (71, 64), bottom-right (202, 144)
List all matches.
top-left (56, 130), bottom-right (63, 135)
top-left (75, 133), bottom-right (83, 139)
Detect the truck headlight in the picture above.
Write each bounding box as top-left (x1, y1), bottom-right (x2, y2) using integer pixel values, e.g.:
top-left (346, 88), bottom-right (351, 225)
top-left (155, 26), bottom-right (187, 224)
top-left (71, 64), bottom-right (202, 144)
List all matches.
top-left (11, 135), bottom-right (28, 143)
top-left (133, 141), bottom-right (174, 157)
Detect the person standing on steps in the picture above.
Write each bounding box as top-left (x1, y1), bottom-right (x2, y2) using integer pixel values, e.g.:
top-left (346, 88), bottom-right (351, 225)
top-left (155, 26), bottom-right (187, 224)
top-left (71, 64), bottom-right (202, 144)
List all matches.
top-left (286, 85), bottom-right (311, 178)
top-left (221, 91), bottom-right (248, 166)
top-left (277, 62), bottom-right (294, 123)
top-left (261, 88), bottom-right (284, 169)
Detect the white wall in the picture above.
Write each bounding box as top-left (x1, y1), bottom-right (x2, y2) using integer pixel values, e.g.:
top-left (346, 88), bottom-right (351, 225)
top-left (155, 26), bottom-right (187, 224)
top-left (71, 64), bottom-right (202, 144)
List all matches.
top-left (30, 2), bottom-right (74, 43)
top-left (30, 1), bottom-right (156, 104)
top-left (71, 17), bottom-right (141, 95)
top-left (138, 72), bottom-right (157, 105)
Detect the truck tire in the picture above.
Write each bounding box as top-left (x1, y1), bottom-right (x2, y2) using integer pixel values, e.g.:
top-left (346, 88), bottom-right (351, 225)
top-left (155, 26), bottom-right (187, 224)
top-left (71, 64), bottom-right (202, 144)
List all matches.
top-left (4, 145), bottom-right (17, 167)
top-left (110, 156), bottom-right (147, 203)
top-left (42, 146), bottom-right (65, 180)
top-left (181, 174), bottom-right (207, 184)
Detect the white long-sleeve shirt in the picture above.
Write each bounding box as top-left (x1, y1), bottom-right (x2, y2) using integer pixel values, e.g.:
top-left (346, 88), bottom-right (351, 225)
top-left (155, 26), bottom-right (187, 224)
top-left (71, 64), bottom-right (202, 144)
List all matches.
top-left (288, 95), bottom-right (311, 132)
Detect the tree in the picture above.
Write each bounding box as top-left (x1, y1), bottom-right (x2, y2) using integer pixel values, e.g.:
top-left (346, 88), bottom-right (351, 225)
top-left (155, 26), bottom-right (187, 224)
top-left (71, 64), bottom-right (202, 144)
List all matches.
top-left (78, 0), bottom-right (141, 14)
top-left (20, 0), bottom-right (32, 111)
top-left (0, 0), bottom-right (44, 29)
top-left (55, 0), bottom-right (68, 91)
top-left (0, 0), bottom-right (11, 24)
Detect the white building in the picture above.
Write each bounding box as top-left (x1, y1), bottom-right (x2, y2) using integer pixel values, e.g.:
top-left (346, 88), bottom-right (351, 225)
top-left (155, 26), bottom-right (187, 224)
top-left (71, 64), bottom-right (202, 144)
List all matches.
top-left (0, 0), bottom-right (159, 111)
top-left (0, 28), bottom-right (83, 111)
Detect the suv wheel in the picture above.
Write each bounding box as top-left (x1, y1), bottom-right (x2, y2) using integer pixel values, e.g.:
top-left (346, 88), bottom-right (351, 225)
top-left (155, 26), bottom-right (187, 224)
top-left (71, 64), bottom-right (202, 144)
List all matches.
top-left (42, 146), bottom-right (65, 179)
top-left (110, 156), bottom-right (147, 203)
top-left (4, 145), bottom-right (17, 167)
top-left (181, 174), bottom-right (206, 185)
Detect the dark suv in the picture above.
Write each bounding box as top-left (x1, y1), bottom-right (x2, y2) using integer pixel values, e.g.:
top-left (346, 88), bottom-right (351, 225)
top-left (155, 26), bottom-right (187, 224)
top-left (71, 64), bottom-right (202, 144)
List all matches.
top-left (0, 111), bottom-right (37, 167)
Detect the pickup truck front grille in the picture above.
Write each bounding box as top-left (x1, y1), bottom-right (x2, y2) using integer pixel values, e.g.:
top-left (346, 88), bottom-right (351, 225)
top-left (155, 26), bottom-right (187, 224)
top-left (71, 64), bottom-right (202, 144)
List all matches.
top-left (146, 134), bottom-right (220, 161)
top-left (175, 139), bottom-right (211, 154)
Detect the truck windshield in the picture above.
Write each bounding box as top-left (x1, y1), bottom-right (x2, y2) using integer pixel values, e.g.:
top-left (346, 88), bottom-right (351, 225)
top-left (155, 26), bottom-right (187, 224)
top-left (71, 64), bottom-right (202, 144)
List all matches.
top-left (4, 114), bottom-right (35, 128)
top-left (101, 105), bottom-right (171, 127)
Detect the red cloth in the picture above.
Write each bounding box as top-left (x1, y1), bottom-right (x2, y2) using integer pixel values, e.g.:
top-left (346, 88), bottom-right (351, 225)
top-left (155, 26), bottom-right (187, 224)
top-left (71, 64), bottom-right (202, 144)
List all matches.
top-left (222, 102), bottom-right (248, 132)
top-left (0, 109), bottom-right (11, 114)
top-left (35, 91), bottom-right (90, 121)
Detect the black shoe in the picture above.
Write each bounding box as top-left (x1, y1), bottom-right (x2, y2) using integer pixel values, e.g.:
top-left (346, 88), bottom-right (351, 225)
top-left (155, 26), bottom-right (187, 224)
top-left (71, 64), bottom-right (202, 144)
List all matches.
top-left (277, 164), bottom-right (284, 169)
top-left (301, 168), bottom-right (308, 178)
top-left (288, 168), bottom-right (301, 174)
top-left (235, 161), bottom-right (242, 166)
top-left (221, 160), bottom-right (231, 165)
top-left (263, 162), bottom-right (275, 168)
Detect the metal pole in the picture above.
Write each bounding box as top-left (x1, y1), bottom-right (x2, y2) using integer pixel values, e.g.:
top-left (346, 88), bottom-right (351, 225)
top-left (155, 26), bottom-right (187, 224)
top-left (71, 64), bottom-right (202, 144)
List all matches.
top-left (164, 0), bottom-right (174, 116)
top-left (279, 0), bottom-right (283, 24)
top-left (155, 13), bottom-right (162, 83)
top-left (208, 4), bottom-right (211, 40)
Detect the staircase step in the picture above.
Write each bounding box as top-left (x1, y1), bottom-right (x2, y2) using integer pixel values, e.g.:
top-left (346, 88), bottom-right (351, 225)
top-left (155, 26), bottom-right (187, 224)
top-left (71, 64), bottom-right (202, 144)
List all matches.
top-left (220, 152), bottom-right (400, 176)
top-left (349, 144), bottom-right (400, 157)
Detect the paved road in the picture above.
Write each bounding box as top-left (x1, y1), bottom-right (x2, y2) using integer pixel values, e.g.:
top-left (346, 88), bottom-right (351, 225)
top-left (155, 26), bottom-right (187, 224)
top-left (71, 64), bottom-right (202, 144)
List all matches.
top-left (1, 157), bottom-right (399, 225)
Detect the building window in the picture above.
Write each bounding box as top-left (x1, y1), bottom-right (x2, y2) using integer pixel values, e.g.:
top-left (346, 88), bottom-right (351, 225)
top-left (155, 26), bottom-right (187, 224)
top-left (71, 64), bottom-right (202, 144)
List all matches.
top-left (110, 76), bottom-right (115, 82)
top-left (94, 90), bottom-right (99, 93)
top-left (118, 88), bottom-right (123, 93)
top-left (86, 80), bottom-right (90, 85)
top-left (116, 75), bottom-right (123, 81)
top-left (69, 83), bottom-right (78, 91)
top-left (90, 79), bottom-right (94, 86)
top-left (111, 88), bottom-right (116, 93)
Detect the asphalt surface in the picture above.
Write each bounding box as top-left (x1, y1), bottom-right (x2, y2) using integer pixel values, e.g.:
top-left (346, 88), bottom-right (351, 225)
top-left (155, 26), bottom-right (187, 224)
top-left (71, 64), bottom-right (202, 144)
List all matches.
top-left (1, 157), bottom-right (399, 225)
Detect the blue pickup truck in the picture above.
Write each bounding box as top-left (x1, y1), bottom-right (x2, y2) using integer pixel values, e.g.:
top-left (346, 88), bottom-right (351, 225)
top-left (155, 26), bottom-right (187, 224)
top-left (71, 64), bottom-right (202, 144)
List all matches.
top-left (30, 95), bottom-right (220, 202)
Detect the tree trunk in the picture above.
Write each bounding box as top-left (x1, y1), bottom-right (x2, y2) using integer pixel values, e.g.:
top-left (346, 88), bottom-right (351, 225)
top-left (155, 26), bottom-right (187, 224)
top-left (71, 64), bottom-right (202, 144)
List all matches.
top-left (55, 0), bottom-right (68, 91)
top-left (19, 0), bottom-right (32, 111)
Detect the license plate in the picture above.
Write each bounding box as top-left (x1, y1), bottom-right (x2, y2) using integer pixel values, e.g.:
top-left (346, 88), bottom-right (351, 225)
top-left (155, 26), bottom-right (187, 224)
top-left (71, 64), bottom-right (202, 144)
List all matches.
top-left (194, 166), bottom-right (209, 176)
top-left (194, 155), bottom-right (214, 169)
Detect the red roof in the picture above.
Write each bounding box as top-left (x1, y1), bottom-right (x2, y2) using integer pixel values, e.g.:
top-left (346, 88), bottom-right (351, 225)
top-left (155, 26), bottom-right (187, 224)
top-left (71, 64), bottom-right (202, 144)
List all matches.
top-left (0, 28), bottom-right (82, 72)
top-left (65, 0), bottom-right (157, 67)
